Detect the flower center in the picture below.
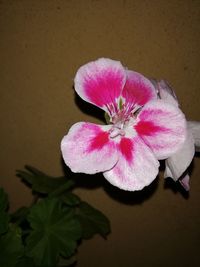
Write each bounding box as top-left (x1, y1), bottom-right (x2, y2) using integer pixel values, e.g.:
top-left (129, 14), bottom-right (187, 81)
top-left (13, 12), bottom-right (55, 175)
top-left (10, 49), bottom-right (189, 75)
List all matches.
top-left (109, 121), bottom-right (126, 139)
top-left (106, 100), bottom-right (140, 139)
top-left (109, 114), bottom-right (136, 139)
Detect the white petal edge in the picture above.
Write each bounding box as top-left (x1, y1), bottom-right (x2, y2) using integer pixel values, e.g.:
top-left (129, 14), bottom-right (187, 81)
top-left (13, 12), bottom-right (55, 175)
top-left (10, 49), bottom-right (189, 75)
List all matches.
top-left (164, 127), bottom-right (195, 181)
top-left (187, 121), bottom-right (200, 152)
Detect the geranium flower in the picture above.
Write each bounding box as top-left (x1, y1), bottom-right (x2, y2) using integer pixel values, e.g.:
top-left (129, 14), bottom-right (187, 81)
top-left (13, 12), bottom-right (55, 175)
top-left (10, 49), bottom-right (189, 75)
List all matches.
top-left (61, 58), bottom-right (186, 191)
top-left (151, 79), bottom-right (200, 190)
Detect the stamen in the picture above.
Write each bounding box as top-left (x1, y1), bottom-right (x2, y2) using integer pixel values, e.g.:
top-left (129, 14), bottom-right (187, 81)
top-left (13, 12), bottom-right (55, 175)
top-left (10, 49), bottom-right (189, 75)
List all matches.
top-left (110, 128), bottom-right (125, 138)
top-left (107, 99), bottom-right (139, 137)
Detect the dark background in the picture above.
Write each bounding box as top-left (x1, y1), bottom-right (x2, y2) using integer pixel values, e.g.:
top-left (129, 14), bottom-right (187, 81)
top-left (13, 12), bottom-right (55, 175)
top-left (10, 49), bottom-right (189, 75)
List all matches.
top-left (0, 1), bottom-right (200, 266)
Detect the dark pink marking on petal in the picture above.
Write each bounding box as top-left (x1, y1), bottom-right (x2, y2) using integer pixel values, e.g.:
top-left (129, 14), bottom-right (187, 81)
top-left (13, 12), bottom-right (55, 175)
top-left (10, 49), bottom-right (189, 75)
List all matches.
top-left (134, 99), bottom-right (186, 159)
top-left (135, 121), bottom-right (168, 136)
top-left (61, 122), bottom-right (119, 174)
top-left (75, 59), bottom-right (126, 111)
top-left (82, 123), bottom-right (99, 132)
top-left (88, 131), bottom-right (110, 151)
top-left (122, 70), bottom-right (156, 107)
top-left (84, 69), bottom-right (124, 107)
top-left (119, 137), bottom-right (133, 163)
top-left (138, 109), bottom-right (171, 121)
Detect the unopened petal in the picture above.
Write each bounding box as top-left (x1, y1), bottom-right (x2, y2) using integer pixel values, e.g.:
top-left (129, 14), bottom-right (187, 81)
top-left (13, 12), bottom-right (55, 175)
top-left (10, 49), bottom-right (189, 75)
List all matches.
top-left (179, 174), bottom-right (190, 191)
top-left (74, 58), bottom-right (126, 114)
top-left (164, 128), bottom-right (195, 181)
top-left (61, 122), bottom-right (118, 174)
top-left (103, 136), bottom-right (159, 191)
top-left (135, 99), bottom-right (186, 159)
top-left (187, 121), bottom-right (200, 152)
top-left (151, 79), bottom-right (178, 107)
top-left (122, 70), bottom-right (157, 108)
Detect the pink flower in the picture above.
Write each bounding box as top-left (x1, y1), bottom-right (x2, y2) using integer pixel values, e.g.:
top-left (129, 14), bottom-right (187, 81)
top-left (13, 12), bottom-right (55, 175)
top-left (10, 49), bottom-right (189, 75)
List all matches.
top-left (61, 58), bottom-right (186, 191)
top-left (151, 79), bottom-right (200, 191)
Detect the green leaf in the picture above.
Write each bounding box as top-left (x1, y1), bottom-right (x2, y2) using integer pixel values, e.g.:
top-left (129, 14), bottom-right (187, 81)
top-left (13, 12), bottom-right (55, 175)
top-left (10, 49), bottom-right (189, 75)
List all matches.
top-left (26, 198), bottom-right (81, 267)
top-left (17, 166), bottom-right (75, 194)
top-left (61, 192), bottom-right (80, 206)
top-left (76, 202), bottom-right (110, 239)
top-left (0, 187), bottom-right (8, 211)
top-left (58, 255), bottom-right (77, 267)
top-left (10, 206), bottom-right (29, 225)
top-left (0, 210), bottom-right (9, 234)
top-left (0, 226), bottom-right (24, 267)
top-left (15, 257), bottom-right (36, 267)
top-left (0, 188), bottom-right (9, 234)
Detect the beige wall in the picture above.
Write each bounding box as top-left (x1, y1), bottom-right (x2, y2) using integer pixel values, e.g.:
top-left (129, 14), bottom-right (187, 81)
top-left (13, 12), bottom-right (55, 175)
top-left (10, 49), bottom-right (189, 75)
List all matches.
top-left (0, 0), bottom-right (200, 266)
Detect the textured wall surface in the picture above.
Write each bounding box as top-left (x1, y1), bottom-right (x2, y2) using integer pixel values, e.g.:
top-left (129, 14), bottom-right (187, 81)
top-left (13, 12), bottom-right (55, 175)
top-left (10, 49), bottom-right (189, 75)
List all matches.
top-left (0, 1), bottom-right (200, 266)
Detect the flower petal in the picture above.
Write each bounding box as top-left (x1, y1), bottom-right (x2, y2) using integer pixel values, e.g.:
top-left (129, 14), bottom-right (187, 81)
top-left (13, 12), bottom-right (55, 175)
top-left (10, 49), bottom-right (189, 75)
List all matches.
top-left (74, 58), bottom-right (126, 113)
top-left (150, 79), bottom-right (179, 107)
top-left (179, 174), bottom-right (190, 191)
top-left (122, 70), bottom-right (157, 108)
top-left (187, 121), bottom-right (200, 152)
top-left (61, 122), bottom-right (118, 174)
top-left (164, 127), bottom-right (195, 180)
top-left (103, 136), bottom-right (159, 191)
top-left (135, 99), bottom-right (186, 159)
top-left (164, 164), bottom-right (173, 178)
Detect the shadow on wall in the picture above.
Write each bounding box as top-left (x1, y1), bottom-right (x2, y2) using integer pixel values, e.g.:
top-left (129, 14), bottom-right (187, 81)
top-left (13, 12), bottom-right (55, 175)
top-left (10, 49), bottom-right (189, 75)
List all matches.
top-left (61, 157), bottom-right (159, 205)
top-left (74, 90), bottom-right (105, 123)
top-left (61, 155), bottom-right (190, 207)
